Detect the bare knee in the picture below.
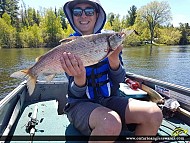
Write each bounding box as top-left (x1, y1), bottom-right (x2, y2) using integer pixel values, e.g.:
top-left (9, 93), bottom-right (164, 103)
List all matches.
top-left (126, 100), bottom-right (163, 136)
top-left (145, 103), bottom-right (163, 126)
top-left (102, 111), bottom-right (122, 135)
top-left (90, 107), bottom-right (122, 136)
top-left (126, 99), bottom-right (163, 125)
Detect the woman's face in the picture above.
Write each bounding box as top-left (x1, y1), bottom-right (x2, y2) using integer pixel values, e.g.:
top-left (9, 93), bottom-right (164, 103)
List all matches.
top-left (72, 3), bottom-right (98, 35)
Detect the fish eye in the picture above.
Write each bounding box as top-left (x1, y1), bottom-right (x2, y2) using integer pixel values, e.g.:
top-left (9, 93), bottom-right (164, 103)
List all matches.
top-left (116, 33), bottom-right (121, 38)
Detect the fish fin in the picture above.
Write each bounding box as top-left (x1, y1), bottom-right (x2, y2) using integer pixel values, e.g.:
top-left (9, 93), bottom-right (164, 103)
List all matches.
top-left (35, 55), bottom-right (43, 62)
top-left (27, 75), bottom-right (37, 96)
top-left (10, 69), bottom-right (29, 79)
top-left (35, 56), bottom-right (40, 62)
top-left (121, 29), bottom-right (139, 36)
top-left (59, 36), bottom-right (78, 44)
top-left (43, 73), bottom-right (56, 82)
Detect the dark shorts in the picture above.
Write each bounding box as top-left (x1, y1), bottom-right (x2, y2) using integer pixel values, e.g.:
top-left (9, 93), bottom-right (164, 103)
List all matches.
top-left (65, 96), bottom-right (131, 136)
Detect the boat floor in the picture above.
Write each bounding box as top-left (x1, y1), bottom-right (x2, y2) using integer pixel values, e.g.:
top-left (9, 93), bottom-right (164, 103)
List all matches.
top-left (8, 100), bottom-right (190, 143)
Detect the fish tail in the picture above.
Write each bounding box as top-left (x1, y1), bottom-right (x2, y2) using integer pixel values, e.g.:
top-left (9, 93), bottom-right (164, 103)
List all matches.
top-left (10, 69), bottom-right (37, 96)
top-left (27, 75), bottom-right (37, 96)
top-left (10, 69), bottom-right (29, 79)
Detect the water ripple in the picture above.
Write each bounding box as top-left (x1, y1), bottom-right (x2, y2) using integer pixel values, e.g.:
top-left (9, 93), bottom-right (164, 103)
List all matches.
top-left (1, 46), bottom-right (190, 98)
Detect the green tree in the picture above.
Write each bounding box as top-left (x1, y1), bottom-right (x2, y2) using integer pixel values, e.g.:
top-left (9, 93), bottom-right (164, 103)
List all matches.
top-left (58, 7), bottom-right (67, 29)
top-left (1, 10), bottom-right (11, 24)
top-left (63, 23), bottom-right (74, 38)
top-left (107, 12), bottom-right (115, 26)
top-left (27, 7), bottom-right (35, 26)
top-left (19, 5), bottom-right (41, 28)
top-left (33, 10), bottom-right (41, 26)
top-left (138, 1), bottom-right (172, 44)
top-left (158, 27), bottom-right (181, 45)
top-left (29, 24), bottom-right (44, 47)
top-left (0, 0), bottom-right (19, 26)
top-left (179, 23), bottom-right (190, 45)
top-left (19, 4), bottom-right (28, 27)
top-left (0, 0), bottom-right (5, 16)
top-left (123, 29), bottom-right (141, 46)
top-left (107, 13), bottom-right (121, 32)
top-left (41, 8), bottom-right (64, 47)
top-left (19, 0), bottom-right (29, 27)
top-left (19, 26), bottom-right (31, 48)
top-left (0, 12), bottom-right (16, 48)
top-left (127, 5), bottom-right (137, 26)
top-left (121, 15), bottom-right (129, 29)
top-left (19, 24), bottom-right (44, 48)
top-left (132, 14), bottom-right (150, 42)
top-left (112, 14), bottom-right (121, 32)
top-left (104, 21), bottom-right (112, 30)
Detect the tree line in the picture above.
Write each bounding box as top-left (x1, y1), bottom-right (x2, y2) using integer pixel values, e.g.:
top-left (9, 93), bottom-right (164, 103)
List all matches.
top-left (0, 0), bottom-right (189, 48)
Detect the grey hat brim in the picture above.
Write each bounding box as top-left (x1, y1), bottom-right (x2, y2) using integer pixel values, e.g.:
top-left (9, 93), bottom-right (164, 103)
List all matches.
top-left (69, 0), bottom-right (99, 11)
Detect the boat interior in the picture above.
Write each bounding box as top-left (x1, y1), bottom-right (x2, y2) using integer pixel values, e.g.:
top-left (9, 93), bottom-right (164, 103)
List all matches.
top-left (0, 79), bottom-right (190, 143)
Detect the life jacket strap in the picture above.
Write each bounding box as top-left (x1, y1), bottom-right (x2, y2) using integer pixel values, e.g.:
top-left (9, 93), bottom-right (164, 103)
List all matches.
top-left (86, 71), bottom-right (108, 79)
top-left (88, 79), bottom-right (109, 87)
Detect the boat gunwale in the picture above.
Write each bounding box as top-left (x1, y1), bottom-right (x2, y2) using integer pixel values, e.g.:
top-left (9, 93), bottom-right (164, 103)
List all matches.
top-left (126, 72), bottom-right (190, 92)
top-left (0, 81), bottom-right (27, 109)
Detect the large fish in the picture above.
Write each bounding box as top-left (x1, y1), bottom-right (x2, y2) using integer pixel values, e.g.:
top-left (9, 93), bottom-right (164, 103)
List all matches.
top-left (10, 30), bottom-right (136, 95)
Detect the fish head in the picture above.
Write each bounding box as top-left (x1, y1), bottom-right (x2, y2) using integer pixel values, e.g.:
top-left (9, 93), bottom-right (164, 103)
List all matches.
top-left (108, 32), bottom-right (126, 50)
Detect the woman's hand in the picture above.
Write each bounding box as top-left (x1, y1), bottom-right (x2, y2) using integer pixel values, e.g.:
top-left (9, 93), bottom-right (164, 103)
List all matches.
top-left (108, 45), bottom-right (123, 70)
top-left (60, 52), bottom-right (86, 87)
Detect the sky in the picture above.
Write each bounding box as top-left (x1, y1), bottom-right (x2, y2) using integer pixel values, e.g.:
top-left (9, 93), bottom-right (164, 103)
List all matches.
top-left (19, 0), bottom-right (190, 27)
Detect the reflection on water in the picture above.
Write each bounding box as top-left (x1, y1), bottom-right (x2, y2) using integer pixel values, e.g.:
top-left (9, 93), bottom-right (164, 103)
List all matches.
top-left (122, 45), bottom-right (190, 88)
top-left (0, 45), bottom-right (190, 98)
top-left (0, 48), bottom-right (67, 98)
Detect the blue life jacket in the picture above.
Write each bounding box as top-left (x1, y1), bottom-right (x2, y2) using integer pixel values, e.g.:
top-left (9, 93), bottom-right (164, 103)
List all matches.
top-left (85, 58), bottom-right (112, 99)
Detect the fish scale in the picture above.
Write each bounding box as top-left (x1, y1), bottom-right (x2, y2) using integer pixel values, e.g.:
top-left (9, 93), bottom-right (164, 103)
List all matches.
top-left (10, 30), bottom-right (136, 95)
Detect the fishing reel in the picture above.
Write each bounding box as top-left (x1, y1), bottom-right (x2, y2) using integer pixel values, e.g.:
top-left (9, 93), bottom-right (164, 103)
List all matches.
top-left (25, 105), bottom-right (39, 136)
top-left (25, 117), bottom-right (39, 133)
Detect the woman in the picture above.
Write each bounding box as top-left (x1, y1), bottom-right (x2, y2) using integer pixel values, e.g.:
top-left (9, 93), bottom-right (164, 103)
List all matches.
top-left (62, 0), bottom-right (163, 142)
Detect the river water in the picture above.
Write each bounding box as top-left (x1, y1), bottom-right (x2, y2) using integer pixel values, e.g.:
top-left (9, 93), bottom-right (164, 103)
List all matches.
top-left (0, 45), bottom-right (190, 98)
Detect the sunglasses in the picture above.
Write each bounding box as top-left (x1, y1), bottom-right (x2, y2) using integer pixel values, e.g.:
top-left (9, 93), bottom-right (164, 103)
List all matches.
top-left (72, 7), bottom-right (96, 17)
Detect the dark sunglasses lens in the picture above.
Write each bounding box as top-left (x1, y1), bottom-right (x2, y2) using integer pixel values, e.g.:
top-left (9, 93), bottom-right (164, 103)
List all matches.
top-left (73, 8), bottom-right (83, 16)
top-left (73, 8), bottom-right (95, 16)
top-left (84, 8), bottom-right (95, 16)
